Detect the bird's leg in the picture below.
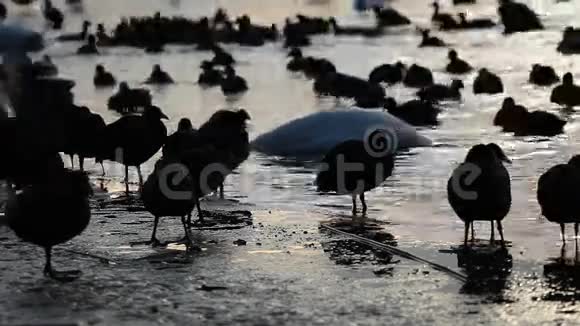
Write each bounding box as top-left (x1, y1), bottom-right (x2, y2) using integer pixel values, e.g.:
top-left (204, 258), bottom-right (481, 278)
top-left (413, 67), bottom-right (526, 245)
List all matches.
top-left (463, 222), bottom-right (469, 247)
top-left (561, 223), bottom-right (566, 247)
top-left (100, 162), bottom-right (106, 176)
top-left (360, 193), bottom-right (368, 215)
top-left (194, 193), bottom-right (204, 224)
top-left (470, 221), bottom-right (475, 242)
top-left (79, 156), bottom-right (85, 172)
top-left (43, 247), bottom-right (81, 282)
top-left (179, 215), bottom-right (193, 247)
top-left (490, 220), bottom-right (495, 243)
top-left (186, 212), bottom-right (192, 227)
top-left (497, 220), bottom-right (505, 248)
top-left (351, 194), bottom-right (357, 216)
top-left (69, 154), bottom-right (74, 169)
top-left (137, 165), bottom-right (144, 188)
top-left (124, 165), bottom-right (129, 194)
top-left (575, 223), bottom-right (579, 242)
top-left (219, 183), bottom-right (224, 199)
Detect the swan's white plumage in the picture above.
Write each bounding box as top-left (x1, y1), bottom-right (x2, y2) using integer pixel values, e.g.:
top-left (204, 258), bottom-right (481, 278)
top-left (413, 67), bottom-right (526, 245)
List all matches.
top-left (252, 108), bottom-right (431, 159)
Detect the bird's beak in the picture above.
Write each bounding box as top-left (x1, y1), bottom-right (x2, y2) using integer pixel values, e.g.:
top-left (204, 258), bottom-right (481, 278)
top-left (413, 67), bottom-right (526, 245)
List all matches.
top-left (502, 157), bottom-right (512, 164)
top-left (161, 113), bottom-right (169, 120)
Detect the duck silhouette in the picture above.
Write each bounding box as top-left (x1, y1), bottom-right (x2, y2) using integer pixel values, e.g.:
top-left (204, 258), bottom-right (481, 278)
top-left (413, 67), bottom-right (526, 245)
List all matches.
top-left (43, 0), bottom-right (64, 29)
top-left (447, 143), bottom-right (511, 246)
top-left (144, 64), bottom-right (174, 84)
top-left (446, 49), bottom-right (472, 74)
top-left (538, 156), bottom-right (580, 245)
top-left (198, 61), bottom-right (223, 86)
top-left (107, 82), bottom-right (152, 114)
top-left (77, 35), bottom-right (99, 55)
top-left (494, 97), bottom-right (566, 136)
top-left (403, 64), bottom-right (434, 88)
top-left (417, 79), bottom-right (464, 102)
top-left (550, 73), bottom-right (580, 107)
top-left (431, 2), bottom-right (459, 30)
top-left (498, 0), bottom-right (543, 34)
top-left (140, 157), bottom-right (196, 247)
top-left (557, 26), bottom-right (580, 54)
top-left (316, 131), bottom-right (395, 215)
top-left (384, 97), bottom-right (440, 126)
top-left (373, 6), bottom-right (411, 27)
top-left (57, 21), bottom-right (91, 41)
top-left (529, 64), bottom-right (559, 86)
top-left (220, 66), bottom-right (248, 95)
top-left (97, 105), bottom-right (168, 193)
top-left (473, 68), bottom-right (503, 94)
top-left (369, 61), bottom-right (406, 85)
top-left (419, 29), bottom-right (446, 47)
top-left (93, 64), bottom-right (116, 87)
top-left (6, 169), bottom-right (92, 281)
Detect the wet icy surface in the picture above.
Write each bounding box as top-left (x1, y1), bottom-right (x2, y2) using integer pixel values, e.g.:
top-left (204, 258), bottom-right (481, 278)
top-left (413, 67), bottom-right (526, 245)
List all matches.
top-left (2, 0), bottom-right (580, 324)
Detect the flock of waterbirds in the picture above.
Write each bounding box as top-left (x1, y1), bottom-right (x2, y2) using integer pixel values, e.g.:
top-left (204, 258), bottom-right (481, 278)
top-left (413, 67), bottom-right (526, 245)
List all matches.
top-left (1, 0), bottom-right (580, 283)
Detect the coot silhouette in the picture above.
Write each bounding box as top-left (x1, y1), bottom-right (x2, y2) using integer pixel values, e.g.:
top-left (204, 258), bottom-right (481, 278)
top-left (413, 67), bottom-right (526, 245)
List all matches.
top-left (494, 97), bottom-right (566, 136)
top-left (220, 66), bottom-right (248, 95)
top-left (64, 105), bottom-right (107, 172)
top-left (77, 35), bottom-right (99, 55)
top-left (316, 132), bottom-right (395, 215)
top-left (419, 29), bottom-right (446, 47)
top-left (141, 157), bottom-right (195, 247)
top-left (498, 0), bottom-right (543, 34)
top-left (145, 64), bottom-right (174, 84)
top-left (57, 21), bottom-right (91, 41)
top-left (384, 97), bottom-right (440, 126)
top-left (6, 169), bottom-right (92, 281)
top-left (557, 26), bottom-right (580, 54)
top-left (93, 64), bottom-right (116, 87)
top-left (315, 71), bottom-right (385, 102)
top-left (198, 61), bottom-right (222, 86)
top-left (431, 2), bottom-right (459, 30)
top-left (98, 105), bottom-right (168, 192)
top-left (403, 64), bottom-right (434, 88)
top-left (211, 45), bottom-right (235, 66)
top-left (457, 13), bottom-right (495, 29)
top-left (446, 49), bottom-right (472, 74)
top-left (550, 73), bottom-right (580, 107)
top-left (417, 79), bottom-right (464, 102)
top-left (162, 118), bottom-right (198, 159)
top-left (447, 143), bottom-right (511, 246)
top-left (43, 0), bottom-right (64, 29)
top-left (287, 47), bottom-right (306, 72)
top-left (473, 68), bottom-right (503, 94)
top-left (529, 64), bottom-right (559, 86)
top-left (368, 61), bottom-right (406, 84)
top-left (537, 156), bottom-right (580, 245)
top-left (107, 82), bottom-right (152, 114)
top-left (373, 6), bottom-right (411, 27)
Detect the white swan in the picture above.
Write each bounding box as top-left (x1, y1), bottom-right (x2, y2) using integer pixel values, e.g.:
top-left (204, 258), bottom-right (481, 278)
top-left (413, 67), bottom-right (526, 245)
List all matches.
top-left (252, 107), bottom-right (432, 159)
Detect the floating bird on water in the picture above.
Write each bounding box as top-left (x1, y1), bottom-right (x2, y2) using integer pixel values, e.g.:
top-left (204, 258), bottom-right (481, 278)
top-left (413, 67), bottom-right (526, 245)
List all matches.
top-left (77, 35), bottom-right (99, 55)
top-left (447, 143), bottom-right (511, 247)
top-left (550, 72), bottom-right (580, 107)
top-left (373, 6), bottom-right (411, 27)
top-left (417, 79), bottom-right (464, 102)
top-left (457, 13), bottom-right (495, 29)
top-left (97, 105), bottom-right (168, 193)
top-left (286, 47), bottom-right (306, 72)
top-left (403, 64), bottom-right (434, 88)
top-left (498, 0), bottom-right (543, 34)
top-left (419, 29), bottom-right (446, 47)
top-left (5, 169), bottom-right (92, 281)
top-left (211, 45), bottom-right (235, 66)
top-left (316, 131), bottom-right (396, 215)
top-left (145, 64), bottom-right (174, 84)
top-left (537, 156), bottom-right (580, 245)
top-left (43, 0), bottom-right (64, 29)
top-left (384, 97), bottom-right (440, 126)
top-left (446, 49), bottom-right (472, 74)
top-left (493, 97), bottom-right (566, 136)
top-left (431, 2), bottom-right (459, 30)
top-left (529, 64), bottom-right (559, 86)
top-left (107, 82), bottom-right (152, 114)
top-left (473, 68), bottom-right (503, 94)
top-left (93, 64), bottom-right (116, 87)
top-left (198, 61), bottom-right (222, 86)
top-left (220, 66), bottom-right (248, 95)
top-left (368, 61), bottom-right (406, 85)
top-left (57, 21), bottom-right (91, 41)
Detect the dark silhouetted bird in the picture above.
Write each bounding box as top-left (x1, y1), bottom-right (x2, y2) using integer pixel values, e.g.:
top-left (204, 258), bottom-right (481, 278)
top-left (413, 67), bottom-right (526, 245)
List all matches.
top-left (220, 66), bottom-right (248, 95)
top-left (403, 64), bottom-right (434, 88)
top-left (93, 64), bottom-right (116, 87)
top-left (316, 131), bottom-right (395, 215)
top-left (145, 64), bottom-right (174, 84)
top-left (97, 105), bottom-right (168, 193)
top-left (57, 20), bottom-right (91, 41)
top-left (529, 64), bottom-right (559, 86)
top-left (417, 79), bottom-right (464, 102)
top-left (369, 62), bottom-right (406, 85)
top-left (473, 68), bottom-right (503, 94)
top-left (446, 49), bottom-right (472, 74)
top-left (537, 156), bottom-right (580, 245)
top-left (494, 97), bottom-right (566, 136)
top-left (550, 72), bottom-right (580, 107)
top-left (162, 118), bottom-right (198, 159)
top-left (64, 105), bottom-right (106, 172)
top-left (447, 143), bottom-right (511, 247)
top-left (384, 97), bottom-right (440, 126)
top-left (419, 29), bottom-right (446, 47)
top-left (373, 6), bottom-right (411, 27)
top-left (498, 0), bottom-right (543, 34)
top-left (457, 13), bottom-right (495, 29)
top-left (6, 169), bottom-right (92, 281)
top-left (107, 82), bottom-right (152, 114)
top-left (431, 2), bottom-right (459, 30)
top-left (77, 35), bottom-right (99, 55)
top-left (198, 61), bottom-right (222, 86)
top-left (43, 0), bottom-right (64, 29)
